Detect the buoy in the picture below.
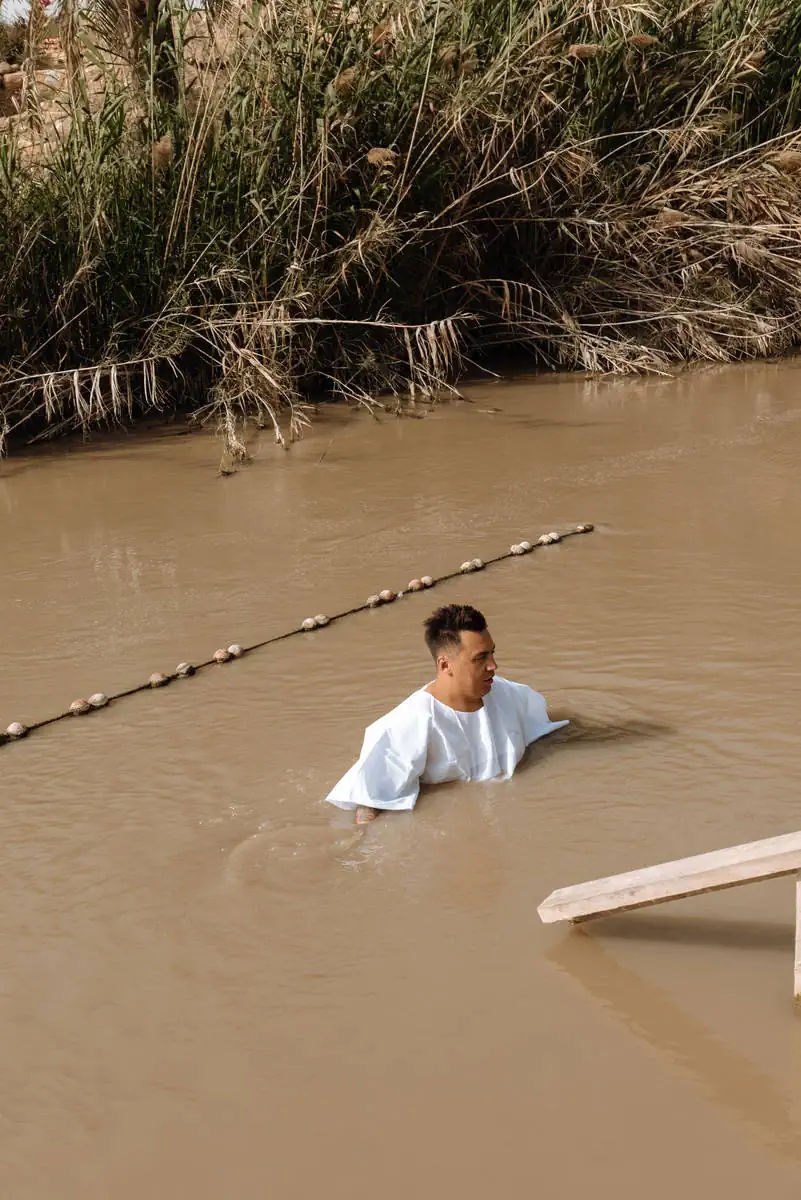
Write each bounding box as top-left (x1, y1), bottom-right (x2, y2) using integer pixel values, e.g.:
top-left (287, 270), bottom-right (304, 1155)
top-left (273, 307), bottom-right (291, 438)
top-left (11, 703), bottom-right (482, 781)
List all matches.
top-left (538, 534), bottom-right (552, 545)
top-left (408, 579), bottom-right (424, 592)
top-left (520, 540), bottom-right (533, 552)
top-left (472, 558), bottom-right (484, 570)
top-left (149, 672), bottom-right (169, 687)
top-left (301, 618), bottom-right (317, 631)
top-left (176, 662), bottom-right (195, 677)
top-left (70, 698), bottom-right (92, 715)
top-left (460, 561), bottom-right (475, 573)
top-left (228, 644), bottom-right (245, 657)
top-left (510, 544), bottom-right (524, 556)
top-left (213, 648), bottom-right (232, 662)
top-left (379, 589), bottom-right (396, 603)
top-left (367, 594), bottom-right (381, 608)
top-left (421, 576), bottom-right (434, 588)
top-left (6, 722), bottom-right (28, 739)
top-left (88, 693), bottom-right (108, 708)
top-left (579, 522), bottom-right (594, 533)
top-left (549, 532), bottom-right (562, 543)
top-left (314, 616), bottom-right (330, 628)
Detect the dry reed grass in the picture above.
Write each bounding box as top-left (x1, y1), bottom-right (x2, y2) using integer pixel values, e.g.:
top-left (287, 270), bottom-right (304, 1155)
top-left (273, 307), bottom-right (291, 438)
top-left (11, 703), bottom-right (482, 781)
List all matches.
top-left (2, 0), bottom-right (801, 457)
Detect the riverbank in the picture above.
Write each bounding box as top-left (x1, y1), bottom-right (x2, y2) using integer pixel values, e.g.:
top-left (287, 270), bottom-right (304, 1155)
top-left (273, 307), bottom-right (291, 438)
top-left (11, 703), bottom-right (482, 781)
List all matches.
top-left (2, 0), bottom-right (801, 459)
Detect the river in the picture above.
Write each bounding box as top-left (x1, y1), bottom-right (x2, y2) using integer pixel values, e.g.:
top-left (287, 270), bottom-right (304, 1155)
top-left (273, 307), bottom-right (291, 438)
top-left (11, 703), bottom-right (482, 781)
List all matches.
top-left (3, 362), bottom-right (801, 1197)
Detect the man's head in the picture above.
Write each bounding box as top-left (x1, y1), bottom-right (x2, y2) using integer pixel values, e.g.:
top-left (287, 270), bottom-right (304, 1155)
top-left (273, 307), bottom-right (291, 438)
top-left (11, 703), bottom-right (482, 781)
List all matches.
top-left (423, 604), bottom-right (497, 702)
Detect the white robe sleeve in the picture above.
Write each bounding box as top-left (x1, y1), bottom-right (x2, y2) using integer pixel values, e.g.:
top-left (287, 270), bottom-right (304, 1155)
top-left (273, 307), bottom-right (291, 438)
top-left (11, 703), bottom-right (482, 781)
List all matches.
top-left (521, 683), bottom-right (568, 744)
top-left (324, 697), bottom-right (430, 812)
top-left (497, 678), bottom-right (568, 745)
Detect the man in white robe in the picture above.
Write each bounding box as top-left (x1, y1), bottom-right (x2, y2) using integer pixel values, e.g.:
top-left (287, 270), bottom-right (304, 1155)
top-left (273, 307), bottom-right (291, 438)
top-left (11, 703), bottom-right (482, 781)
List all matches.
top-left (325, 603), bottom-right (567, 823)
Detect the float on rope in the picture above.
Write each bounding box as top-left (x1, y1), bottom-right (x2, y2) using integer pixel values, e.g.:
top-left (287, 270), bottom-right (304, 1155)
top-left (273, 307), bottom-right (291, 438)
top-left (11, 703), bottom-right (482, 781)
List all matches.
top-left (2, 523), bottom-right (595, 747)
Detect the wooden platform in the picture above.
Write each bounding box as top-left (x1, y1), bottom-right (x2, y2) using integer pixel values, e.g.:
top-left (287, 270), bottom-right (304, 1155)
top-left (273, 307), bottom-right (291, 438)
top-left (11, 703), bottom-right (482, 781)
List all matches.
top-left (537, 830), bottom-right (801, 999)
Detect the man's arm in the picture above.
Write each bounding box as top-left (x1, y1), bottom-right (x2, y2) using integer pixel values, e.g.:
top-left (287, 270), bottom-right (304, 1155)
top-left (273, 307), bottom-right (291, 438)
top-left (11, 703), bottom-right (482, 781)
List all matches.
top-left (324, 703), bottom-right (429, 815)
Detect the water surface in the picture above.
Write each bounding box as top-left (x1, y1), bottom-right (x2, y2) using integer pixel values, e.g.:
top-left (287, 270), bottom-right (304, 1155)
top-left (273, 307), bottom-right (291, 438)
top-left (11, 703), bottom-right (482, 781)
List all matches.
top-left (3, 363), bottom-right (801, 1197)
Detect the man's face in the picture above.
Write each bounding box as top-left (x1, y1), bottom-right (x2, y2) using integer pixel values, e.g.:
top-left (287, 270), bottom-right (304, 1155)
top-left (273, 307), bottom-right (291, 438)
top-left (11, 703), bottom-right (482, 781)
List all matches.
top-left (441, 628), bottom-right (497, 701)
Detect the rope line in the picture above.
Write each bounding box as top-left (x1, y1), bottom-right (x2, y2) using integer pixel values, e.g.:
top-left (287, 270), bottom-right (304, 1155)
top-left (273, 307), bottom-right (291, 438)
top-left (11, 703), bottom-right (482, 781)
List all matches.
top-left (2, 524), bottom-right (595, 746)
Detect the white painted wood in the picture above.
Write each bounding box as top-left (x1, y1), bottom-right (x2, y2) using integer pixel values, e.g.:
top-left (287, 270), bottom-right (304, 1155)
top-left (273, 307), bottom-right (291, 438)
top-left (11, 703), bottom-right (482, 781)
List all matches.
top-left (795, 873), bottom-right (801, 1002)
top-left (538, 830), bottom-right (801, 925)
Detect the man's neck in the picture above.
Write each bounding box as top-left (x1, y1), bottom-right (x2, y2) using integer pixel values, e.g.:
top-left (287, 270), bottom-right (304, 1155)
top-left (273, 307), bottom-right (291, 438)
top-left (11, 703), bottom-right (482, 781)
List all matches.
top-left (426, 679), bottom-right (483, 713)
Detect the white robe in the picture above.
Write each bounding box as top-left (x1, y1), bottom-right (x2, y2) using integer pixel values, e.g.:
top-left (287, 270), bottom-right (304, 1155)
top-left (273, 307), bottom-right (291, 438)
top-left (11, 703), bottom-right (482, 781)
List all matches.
top-left (325, 676), bottom-right (568, 812)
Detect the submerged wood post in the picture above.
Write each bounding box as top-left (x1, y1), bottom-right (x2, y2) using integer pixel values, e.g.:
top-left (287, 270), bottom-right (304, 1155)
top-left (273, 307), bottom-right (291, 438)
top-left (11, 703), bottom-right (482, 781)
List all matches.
top-left (537, 831), bottom-right (801, 1001)
top-left (795, 873), bottom-right (801, 1002)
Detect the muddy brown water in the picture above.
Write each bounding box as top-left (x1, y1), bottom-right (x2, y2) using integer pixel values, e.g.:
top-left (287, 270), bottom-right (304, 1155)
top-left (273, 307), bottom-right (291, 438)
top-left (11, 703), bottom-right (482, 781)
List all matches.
top-left (4, 364), bottom-right (801, 1198)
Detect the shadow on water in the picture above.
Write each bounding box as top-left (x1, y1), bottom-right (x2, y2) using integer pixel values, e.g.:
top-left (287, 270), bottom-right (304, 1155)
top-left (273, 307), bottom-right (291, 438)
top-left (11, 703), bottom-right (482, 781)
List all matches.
top-left (548, 713), bottom-right (674, 745)
top-left (522, 712), bottom-right (674, 769)
top-left (546, 928), bottom-right (801, 1161)
top-left (588, 913), bottom-right (794, 952)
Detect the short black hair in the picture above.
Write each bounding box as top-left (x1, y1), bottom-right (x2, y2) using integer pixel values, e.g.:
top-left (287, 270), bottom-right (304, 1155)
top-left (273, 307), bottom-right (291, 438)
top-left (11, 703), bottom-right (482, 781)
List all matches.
top-left (424, 604), bottom-right (487, 659)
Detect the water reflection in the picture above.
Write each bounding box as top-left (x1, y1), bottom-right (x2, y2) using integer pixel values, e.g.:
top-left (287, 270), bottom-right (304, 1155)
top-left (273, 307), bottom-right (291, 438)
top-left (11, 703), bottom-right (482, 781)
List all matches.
top-left (546, 928), bottom-right (801, 1161)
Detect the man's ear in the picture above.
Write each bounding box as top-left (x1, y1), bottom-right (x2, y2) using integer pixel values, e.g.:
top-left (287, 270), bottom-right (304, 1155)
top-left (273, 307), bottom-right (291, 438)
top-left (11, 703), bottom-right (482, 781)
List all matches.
top-left (436, 652), bottom-right (450, 674)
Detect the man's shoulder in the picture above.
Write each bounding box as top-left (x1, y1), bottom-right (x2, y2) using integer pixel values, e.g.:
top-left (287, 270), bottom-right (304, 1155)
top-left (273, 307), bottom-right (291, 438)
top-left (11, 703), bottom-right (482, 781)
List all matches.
top-left (388, 687), bottom-right (432, 721)
top-left (489, 676), bottom-right (539, 708)
top-left (365, 688), bottom-right (432, 737)
top-left (491, 676), bottom-right (529, 696)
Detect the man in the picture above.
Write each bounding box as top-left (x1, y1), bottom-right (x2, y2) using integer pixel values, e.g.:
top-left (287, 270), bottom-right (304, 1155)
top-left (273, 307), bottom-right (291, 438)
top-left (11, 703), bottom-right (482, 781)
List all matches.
top-left (325, 603), bottom-right (567, 823)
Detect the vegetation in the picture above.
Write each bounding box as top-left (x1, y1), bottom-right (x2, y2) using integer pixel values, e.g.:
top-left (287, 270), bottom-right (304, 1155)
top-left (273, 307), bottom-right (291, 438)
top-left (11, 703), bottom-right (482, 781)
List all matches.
top-left (0, 16), bottom-right (27, 65)
top-left (3, 0), bottom-right (801, 457)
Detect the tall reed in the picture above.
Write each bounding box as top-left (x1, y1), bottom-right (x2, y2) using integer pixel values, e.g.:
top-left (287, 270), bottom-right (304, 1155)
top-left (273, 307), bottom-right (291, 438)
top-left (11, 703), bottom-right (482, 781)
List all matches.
top-left (2, 0), bottom-right (801, 455)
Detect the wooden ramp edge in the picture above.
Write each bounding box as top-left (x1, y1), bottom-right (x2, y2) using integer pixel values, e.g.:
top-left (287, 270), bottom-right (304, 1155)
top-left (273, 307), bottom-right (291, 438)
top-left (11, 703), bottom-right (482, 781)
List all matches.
top-left (537, 830), bottom-right (801, 924)
top-left (538, 831), bottom-right (801, 1000)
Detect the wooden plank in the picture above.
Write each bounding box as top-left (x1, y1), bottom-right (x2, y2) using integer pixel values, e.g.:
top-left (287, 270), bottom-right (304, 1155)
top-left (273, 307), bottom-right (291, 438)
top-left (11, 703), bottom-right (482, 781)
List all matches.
top-left (538, 830), bottom-right (801, 925)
